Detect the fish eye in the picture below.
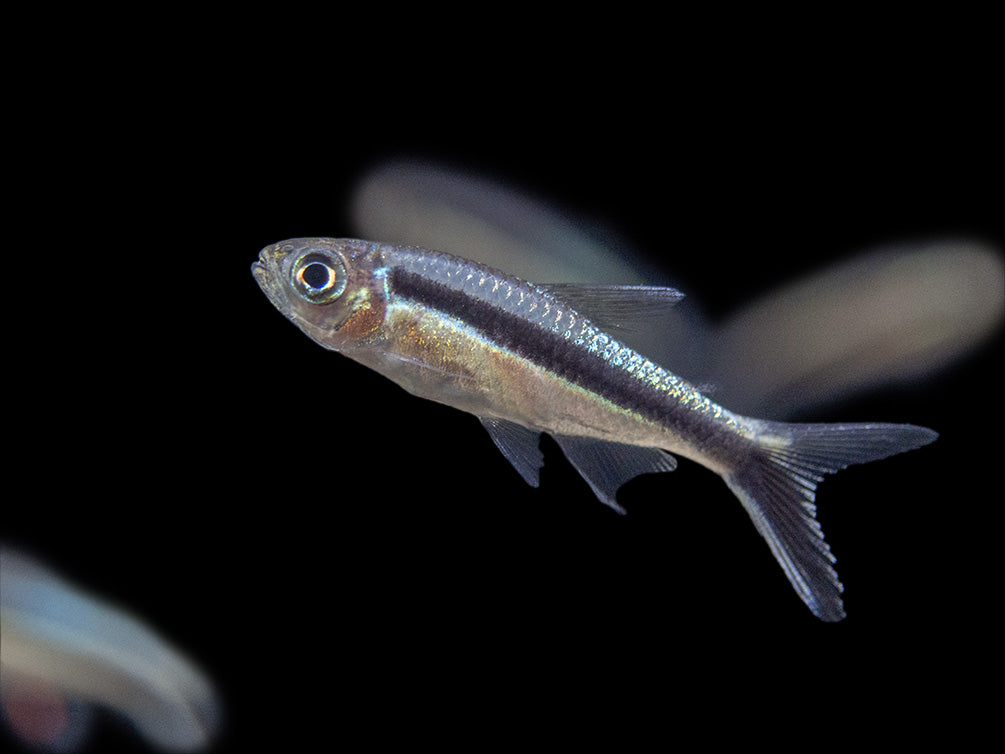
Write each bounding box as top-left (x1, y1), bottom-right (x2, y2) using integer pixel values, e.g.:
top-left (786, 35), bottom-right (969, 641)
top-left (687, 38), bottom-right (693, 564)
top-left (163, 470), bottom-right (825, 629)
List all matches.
top-left (291, 251), bottom-right (347, 304)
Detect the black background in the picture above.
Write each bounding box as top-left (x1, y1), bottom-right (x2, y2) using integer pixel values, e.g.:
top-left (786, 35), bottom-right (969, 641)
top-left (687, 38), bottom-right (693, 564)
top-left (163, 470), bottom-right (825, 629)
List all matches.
top-left (4, 12), bottom-right (1001, 752)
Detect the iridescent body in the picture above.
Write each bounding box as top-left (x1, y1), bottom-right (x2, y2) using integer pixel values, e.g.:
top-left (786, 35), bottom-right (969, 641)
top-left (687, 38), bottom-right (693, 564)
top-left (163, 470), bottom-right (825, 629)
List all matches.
top-left (253, 238), bottom-right (937, 621)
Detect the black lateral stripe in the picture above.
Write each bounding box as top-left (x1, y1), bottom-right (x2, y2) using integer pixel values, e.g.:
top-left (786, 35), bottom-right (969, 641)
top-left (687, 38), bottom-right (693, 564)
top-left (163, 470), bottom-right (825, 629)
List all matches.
top-left (390, 268), bottom-right (677, 426)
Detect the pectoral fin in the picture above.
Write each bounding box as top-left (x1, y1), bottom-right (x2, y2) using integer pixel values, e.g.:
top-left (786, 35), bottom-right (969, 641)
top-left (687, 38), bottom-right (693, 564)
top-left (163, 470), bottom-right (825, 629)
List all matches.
top-left (553, 435), bottom-right (677, 514)
top-left (479, 417), bottom-right (545, 487)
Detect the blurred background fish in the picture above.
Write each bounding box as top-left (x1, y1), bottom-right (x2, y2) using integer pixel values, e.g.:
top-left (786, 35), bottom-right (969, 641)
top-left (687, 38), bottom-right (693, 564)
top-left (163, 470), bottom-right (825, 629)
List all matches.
top-left (1, 548), bottom-right (219, 752)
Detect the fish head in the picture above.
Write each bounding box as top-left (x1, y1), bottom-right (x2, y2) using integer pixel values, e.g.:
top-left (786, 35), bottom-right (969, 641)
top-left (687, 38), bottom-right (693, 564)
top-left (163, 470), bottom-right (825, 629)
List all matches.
top-left (252, 238), bottom-right (386, 350)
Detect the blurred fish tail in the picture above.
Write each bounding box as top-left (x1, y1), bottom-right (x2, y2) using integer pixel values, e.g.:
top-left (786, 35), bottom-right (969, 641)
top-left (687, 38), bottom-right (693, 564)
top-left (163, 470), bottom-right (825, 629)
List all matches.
top-left (724, 421), bottom-right (938, 621)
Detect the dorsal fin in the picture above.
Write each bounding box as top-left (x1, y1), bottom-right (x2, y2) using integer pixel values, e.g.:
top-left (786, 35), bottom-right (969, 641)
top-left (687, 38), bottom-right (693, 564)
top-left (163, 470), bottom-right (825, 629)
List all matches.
top-left (538, 284), bottom-right (684, 333)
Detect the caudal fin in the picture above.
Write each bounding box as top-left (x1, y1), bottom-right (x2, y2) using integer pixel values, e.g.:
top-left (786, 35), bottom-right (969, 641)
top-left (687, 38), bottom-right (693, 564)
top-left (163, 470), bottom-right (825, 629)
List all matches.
top-left (724, 422), bottom-right (937, 621)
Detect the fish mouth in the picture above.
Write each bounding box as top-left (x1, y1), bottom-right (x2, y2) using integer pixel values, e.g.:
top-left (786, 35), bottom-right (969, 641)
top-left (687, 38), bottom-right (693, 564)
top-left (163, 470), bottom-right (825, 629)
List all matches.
top-left (253, 245), bottom-right (276, 271)
top-left (252, 245), bottom-right (283, 289)
top-left (250, 258), bottom-right (268, 284)
top-left (251, 250), bottom-right (293, 318)
top-left (250, 258), bottom-right (273, 296)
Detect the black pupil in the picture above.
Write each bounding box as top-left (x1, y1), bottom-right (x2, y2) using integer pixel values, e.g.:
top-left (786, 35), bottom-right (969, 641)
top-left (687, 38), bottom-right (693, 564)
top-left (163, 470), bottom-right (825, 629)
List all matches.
top-left (302, 262), bottom-right (331, 290)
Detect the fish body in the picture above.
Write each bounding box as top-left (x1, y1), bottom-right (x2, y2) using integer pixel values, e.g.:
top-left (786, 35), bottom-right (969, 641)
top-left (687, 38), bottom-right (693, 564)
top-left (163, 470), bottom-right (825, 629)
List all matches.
top-left (252, 238), bottom-right (937, 621)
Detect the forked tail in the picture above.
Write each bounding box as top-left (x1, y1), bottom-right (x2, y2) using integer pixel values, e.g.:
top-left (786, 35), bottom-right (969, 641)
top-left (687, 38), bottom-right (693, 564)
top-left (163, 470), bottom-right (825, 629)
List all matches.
top-left (724, 421), bottom-right (937, 621)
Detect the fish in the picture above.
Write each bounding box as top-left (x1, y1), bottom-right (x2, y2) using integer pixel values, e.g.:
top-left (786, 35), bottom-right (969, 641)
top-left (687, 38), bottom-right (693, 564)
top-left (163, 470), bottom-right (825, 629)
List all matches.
top-left (0, 547), bottom-right (219, 751)
top-left (252, 237), bottom-right (938, 621)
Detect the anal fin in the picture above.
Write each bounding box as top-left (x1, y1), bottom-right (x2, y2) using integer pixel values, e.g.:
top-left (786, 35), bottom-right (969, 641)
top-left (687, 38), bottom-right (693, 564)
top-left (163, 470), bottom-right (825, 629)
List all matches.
top-left (554, 435), bottom-right (677, 514)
